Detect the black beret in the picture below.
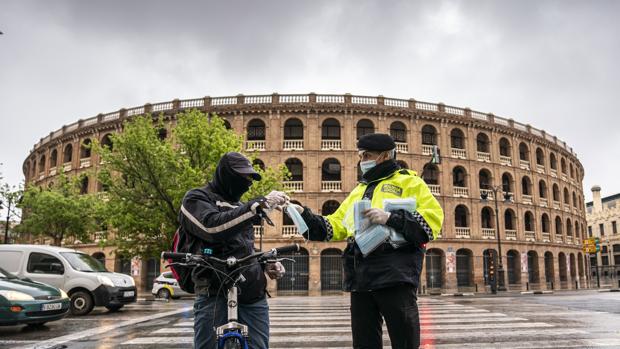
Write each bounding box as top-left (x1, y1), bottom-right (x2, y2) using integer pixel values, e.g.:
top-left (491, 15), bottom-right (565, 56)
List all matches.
top-left (357, 133), bottom-right (396, 151)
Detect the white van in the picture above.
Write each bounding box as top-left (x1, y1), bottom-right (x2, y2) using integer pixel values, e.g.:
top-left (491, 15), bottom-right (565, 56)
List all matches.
top-left (0, 245), bottom-right (136, 315)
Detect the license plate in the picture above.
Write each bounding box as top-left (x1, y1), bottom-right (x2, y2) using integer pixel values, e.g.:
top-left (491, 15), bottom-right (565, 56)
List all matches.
top-left (41, 303), bottom-right (62, 311)
top-left (123, 291), bottom-right (135, 298)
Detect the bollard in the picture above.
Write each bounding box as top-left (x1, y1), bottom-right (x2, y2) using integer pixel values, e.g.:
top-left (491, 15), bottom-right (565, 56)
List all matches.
top-left (551, 281), bottom-right (554, 290)
top-left (526, 282), bottom-right (529, 291)
top-left (575, 280), bottom-right (578, 289)
top-left (475, 284), bottom-right (478, 292)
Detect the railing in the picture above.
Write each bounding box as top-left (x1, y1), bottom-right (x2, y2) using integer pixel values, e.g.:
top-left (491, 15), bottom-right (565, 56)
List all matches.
top-left (536, 164), bottom-right (545, 173)
top-left (505, 230), bottom-right (517, 240)
top-left (282, 225), bottom-right (298, 237)
top-left (395, 142), bottom-right (408, 153)
top-left (455, 227), bottom-right (471, 238)
top-left (482, 228), bottom-right (496, 239)
top-left (321, 139), bottom-right (342, 150)
top-left (561, 174), bottom-right (568, 182)
top-left (540, 198), bottom-right (548, 207)
top-left (283, 140), bottom-right (304, 150)
top-left (30, 93), bottom-right (579, 161)
top-left (542, 232), bottom-right (550, 242)
top-left (480, 189), bottom-right (494, 200)
top-left (451, 148), bottom-right (467, 159)
top-left (525, 231), bottom-right (536, 241)
top-left (500, 156), bottom-right (512, 166)
top-left (477, 152), bottom-right (491, 162)
top-left (253, 226), bottom-right (264, 238)
top-left (80, 158), bottom-right (91, 168)
top-left (284, 181), bottom-right (303, 192)
top-left (519, 160), bottom-right (530, 170)
top-left (553, 201), bottom-right (561, 210)
top-left (566, 235), bottom-right (573, 244)
top-left (564, 205), bottom-right (570, 212)
top-left (49, 167), bottom-right (57, 176)
top-left (321, 181), bottom-right (342, 192)
top-left (63, 162), bottom-right (72, 172)
top-left (522, 194), bottom-right (533, 205)
top-left (93, 231), bottom-right (107, 242)
top-left (550, 169), bottom-right (558, 177)
top-left (428, 184), bottom-right (440, 196)
top-left (555, 234), bottom-right (563, 243)
top-left (245, 140), bottom-right (265, 151)
top-left (453, 186), bottom-right (469, 197)
top-left (422, 144), bottom-right (434, 155)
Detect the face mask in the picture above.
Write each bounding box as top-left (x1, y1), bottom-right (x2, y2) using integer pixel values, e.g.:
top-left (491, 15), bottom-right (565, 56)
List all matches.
top-left (360, 160), bottom-right (377, 175)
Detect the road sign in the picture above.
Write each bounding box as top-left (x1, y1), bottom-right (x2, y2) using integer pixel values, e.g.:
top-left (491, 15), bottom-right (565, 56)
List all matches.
top-left (583, 237), bottom-right (599, 254)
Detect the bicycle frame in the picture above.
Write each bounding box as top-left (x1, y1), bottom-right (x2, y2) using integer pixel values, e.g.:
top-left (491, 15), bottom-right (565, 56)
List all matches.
top-left (216, 285), bottom-right (249, 349)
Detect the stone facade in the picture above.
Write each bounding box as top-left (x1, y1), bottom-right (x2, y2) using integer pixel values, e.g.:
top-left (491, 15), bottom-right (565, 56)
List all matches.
top-left (586, 186), bottom-right (620, 288)
top-left (22, 93), bottom-right (588, 294)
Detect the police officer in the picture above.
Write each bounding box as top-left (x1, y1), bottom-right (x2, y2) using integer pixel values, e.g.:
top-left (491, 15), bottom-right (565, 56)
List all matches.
top-left (290, 133), bottom-right (444, 349)
top-left (179, 152), bottom-right (289, 349)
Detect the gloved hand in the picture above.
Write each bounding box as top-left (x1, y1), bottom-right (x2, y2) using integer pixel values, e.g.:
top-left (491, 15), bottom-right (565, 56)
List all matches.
top-left (363, 208), bottom-right (391, 225)
top-left (288, 203), bottom-right (304, 214)
top-left (265, 262), bottom-right (286, 279)
top-left (264, 191), bottom-right (289, 210)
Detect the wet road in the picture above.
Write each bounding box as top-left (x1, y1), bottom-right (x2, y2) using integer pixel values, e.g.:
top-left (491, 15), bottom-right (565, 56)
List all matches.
top-left (1, 290), bottom-right (620, 348)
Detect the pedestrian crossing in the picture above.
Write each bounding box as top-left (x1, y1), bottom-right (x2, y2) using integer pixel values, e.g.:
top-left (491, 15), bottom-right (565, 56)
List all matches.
top-left (120, 295), bottom-right (620, 348)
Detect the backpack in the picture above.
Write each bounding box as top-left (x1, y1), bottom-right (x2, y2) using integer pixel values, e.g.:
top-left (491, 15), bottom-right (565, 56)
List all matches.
top-left (168, 228), bottom-right (196, 294)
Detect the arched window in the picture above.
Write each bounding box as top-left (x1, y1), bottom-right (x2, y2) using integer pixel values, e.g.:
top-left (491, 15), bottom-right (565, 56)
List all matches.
top-left (247, 119), bottom-right (266, 140)
top-left (38, 155), bottom-right (46, 174)
top-left (519, 142), bottom-right (530, 161)
top-left (476, 133), bottom-right (490, 153)
top-left (563, 188), bottom-right (570, 205)
top-left (63, 144), bottom-right (73, 163)
top-left (555, 216), bottom-right (563, 235)
top-left (101, 134), bottom-right (114, 151)
top-left (499, 137), bottom-right (511, 157)
top-left (80, 139), bottom-right (92, 158)
top-left (321, 118), bottom-right (340, 140)
top-left (481, 207), bottom-right (494, 229)
top-left (450, 128), bottom-right (465, 149)
top-left (504, 209), bottom-right (515, 230)
top-left (284, 118), bottom-right (304, 140)
top-left (421, 125), bottom-right (437, 145)
top-left (566, 219), bottom-right (573, 236)
top-left (223, 120), bottom-right (232, 130)
top-left (572, 192), bottom-right (577, 208)
top-left (252, 159), bottom-right (265, 171)
top-left (422, 164), bottom-right (439, 185)
top-left (536, 148), bottom-right (545, 166)
top-left (552, 184), bottom-right (560, 201)
top-left (541, 214), bottom-right (550, 233)
top-left (561, 158), bottom-right (567, 174)
top-left (356, 119), bottom-right (374, 139)
top-left (524, 211), bottom-right (534, 231)
top-left (321, 158), bottom-right (341, 181)
top-left (452, 166), bottom-right (467, 187)
top-left (539, 180), bottom-right (547, 198)
top-left (570, 163), bottom-right (575, 179)
top-left (502, 173), bottom-right (513, 193)
top-left (479, 169), bottom-right (492, 190)
top-left (321, 200), bottom-right (340, 215)
top-left (550, 153), bottom-right (557, 170)
top-left (50, 149), bottom-right (58, 168)
top-left (285, 158), bottom-right (303, 181)
top-left (455, 205), bottom-right (469, 227)
top-left (521, 176), bottom-right (532, 195)
top-left (389, 121), bottom-right (407, 142)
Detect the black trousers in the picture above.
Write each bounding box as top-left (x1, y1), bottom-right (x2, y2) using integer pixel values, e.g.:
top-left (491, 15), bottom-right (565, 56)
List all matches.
top-left (350, 284), bottom-right (420, 349)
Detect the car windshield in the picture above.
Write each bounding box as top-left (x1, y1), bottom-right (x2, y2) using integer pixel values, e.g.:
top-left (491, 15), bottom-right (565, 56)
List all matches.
top-left (0, 267), bottom-right (18, 279)
top-left (60, 252), bottom-right (107, 272)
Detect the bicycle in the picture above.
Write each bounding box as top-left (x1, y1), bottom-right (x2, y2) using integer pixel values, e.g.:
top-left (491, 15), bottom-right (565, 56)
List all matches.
top-left (162, 243), bottom-right (300, 349)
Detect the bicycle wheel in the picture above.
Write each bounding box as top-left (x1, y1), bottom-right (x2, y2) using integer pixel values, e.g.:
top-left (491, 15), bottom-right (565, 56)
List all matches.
top-left (222, 338), bottom-right (242, 349)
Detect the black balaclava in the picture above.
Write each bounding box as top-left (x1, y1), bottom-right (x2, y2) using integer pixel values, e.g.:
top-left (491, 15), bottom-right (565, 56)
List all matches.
top-left (210, 154), bottom-right (253, 202)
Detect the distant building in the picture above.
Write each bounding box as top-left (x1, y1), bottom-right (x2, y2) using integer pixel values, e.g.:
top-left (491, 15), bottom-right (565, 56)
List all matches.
top-left (586, 186), bottom-right (620, 287)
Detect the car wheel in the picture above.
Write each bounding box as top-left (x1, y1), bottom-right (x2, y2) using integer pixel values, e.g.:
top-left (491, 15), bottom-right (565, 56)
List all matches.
top-left (157, 288), bottom-right (171, 300)
top-left (70, 291), bottom-right (94, 316)
top-left (105, 304), bottom-right (124, 312)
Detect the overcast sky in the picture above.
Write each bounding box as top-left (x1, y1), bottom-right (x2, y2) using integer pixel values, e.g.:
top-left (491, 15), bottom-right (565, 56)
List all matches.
top-left (1, 0), bottom-right (619, 212)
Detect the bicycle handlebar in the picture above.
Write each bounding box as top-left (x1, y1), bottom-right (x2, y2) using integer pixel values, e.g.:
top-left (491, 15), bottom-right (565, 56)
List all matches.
top-left (161, 252), bottom-right (191, 261)
top-left (161, 243), bottom-right (300, 266)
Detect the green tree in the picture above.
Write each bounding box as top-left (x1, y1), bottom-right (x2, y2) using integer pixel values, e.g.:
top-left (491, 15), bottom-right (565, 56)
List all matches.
top-left (16, 173), bottom-right (99, 246)
top-left (0, 166), bottom-right (24, 244)
top-left (94, 110), bottom-right (289, 258)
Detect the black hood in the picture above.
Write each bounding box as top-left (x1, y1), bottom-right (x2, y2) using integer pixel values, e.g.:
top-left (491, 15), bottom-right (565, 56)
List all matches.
top-left (209, 153), bottom-right (255, 202)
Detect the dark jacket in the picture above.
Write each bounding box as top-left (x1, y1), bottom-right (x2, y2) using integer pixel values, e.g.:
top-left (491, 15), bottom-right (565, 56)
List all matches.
top-left (179, 155), bottom-right (267, 303)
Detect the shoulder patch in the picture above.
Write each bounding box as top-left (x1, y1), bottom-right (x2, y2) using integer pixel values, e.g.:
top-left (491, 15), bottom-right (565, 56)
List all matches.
top-left (381, 183), bottom-right (403, 196)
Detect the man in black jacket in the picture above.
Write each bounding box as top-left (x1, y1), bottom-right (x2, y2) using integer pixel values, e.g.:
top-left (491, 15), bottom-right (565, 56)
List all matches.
top-left (179, 152), bottom-right (288, 349)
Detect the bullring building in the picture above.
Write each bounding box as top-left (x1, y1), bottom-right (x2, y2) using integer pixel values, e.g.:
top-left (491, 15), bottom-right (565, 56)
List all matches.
top-left (22, 93), bottom-right (588, 295)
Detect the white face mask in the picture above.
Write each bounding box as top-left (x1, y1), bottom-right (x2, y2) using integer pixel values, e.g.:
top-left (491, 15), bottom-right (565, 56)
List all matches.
top-left (360, 160), bottom-right (377, 175)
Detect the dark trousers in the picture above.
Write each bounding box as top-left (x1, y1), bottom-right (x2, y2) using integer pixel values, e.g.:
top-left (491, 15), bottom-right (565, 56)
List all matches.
top-left (350, 284), bottom-right (420, 349)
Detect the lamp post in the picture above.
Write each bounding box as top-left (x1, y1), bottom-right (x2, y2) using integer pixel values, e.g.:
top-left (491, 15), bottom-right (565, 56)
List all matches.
top-left (481, 185), bottom-right (512, 292)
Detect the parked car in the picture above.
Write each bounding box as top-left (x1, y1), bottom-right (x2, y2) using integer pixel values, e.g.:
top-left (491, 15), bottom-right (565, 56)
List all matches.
top-left (0, 245), bottom-right (136, 316)
top-left (152, 271), bottom-right (191, 299)
top-left (0, 267), bottom-right (70, 327)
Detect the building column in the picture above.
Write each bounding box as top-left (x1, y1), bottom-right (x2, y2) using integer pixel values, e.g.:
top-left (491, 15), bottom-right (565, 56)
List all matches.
top-left (308, 243), bottom-right (321, 296)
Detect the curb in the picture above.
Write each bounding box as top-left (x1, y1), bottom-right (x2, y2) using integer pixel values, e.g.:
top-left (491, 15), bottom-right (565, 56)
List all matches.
top-left (520, 290), bottom-right (554, 295)
top-left (441, 292), bottom-right (475, 297)
top-left (597, 289), bottom-right (620, 293)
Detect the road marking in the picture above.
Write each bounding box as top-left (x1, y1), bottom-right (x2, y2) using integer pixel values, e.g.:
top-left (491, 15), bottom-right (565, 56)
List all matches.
top-left (13, 306), bottom-right (193, 349)
top-left (423, 338), bottom-right (620, 348)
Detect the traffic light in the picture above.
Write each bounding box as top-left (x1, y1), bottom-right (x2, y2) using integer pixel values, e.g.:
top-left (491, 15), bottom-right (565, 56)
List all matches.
top-left (431, 145), bottom-right (441, 164)
top-left (595, 237), bottom-right (600, 252)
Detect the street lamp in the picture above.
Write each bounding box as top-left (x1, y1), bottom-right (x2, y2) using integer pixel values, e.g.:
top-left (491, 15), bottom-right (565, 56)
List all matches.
top-left (481, 185), bottom-right (512, 292)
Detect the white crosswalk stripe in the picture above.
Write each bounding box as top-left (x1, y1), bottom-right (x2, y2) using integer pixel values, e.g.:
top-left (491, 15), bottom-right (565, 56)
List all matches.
top-left (120, 296), bottom-right (620, 348)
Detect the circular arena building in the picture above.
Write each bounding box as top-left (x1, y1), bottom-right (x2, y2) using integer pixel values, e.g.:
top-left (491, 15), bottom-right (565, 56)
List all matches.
top-left (23, 93), bottom-right (588, 295)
